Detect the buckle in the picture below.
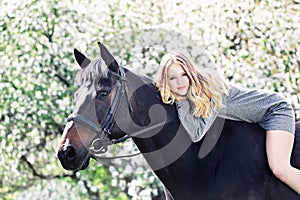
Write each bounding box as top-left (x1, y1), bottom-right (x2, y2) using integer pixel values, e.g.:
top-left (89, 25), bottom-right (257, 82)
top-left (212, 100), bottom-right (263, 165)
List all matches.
top-left (90, 138), bottom-right (108, 154)
top-left (103, 128), bottom-right (111, 136)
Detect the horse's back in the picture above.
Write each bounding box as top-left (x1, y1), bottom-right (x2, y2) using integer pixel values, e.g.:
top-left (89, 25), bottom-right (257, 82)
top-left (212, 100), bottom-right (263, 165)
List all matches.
top-left (292, 121), bottom-right (300, 168)
top-left (157, 119), bottom-right (300, 200)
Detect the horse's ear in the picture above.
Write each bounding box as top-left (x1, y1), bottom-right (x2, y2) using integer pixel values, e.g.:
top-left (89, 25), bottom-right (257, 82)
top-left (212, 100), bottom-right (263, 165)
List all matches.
top-left (98, 42), bottom-right (119, 73)
top-left (74, 49), bottom-right (91, 68)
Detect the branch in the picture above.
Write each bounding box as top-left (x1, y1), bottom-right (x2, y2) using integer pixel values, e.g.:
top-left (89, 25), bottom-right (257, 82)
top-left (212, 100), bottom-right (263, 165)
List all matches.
top-left (20, 155), bottom-right (74, 180)
top-left (82, 179), bottom-right (100, 200)
top-left (54, 73), bottom-right (71, 87)
top-left (53, 64), bottom-right (71, 87)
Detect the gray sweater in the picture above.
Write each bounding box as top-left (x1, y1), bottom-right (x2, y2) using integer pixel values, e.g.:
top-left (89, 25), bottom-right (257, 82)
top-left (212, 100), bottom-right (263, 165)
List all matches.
top-left (175, 84), bottom-right (295, 142)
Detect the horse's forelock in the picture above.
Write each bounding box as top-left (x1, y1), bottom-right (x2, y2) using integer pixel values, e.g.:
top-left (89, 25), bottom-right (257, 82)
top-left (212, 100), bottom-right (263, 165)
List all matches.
top-left (75, 58), bottom-right (110, 87)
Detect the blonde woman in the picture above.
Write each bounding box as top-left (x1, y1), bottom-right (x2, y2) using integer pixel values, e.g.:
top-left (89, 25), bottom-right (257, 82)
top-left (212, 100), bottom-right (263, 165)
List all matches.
top-left (155, 51), bottom-right (300, 195)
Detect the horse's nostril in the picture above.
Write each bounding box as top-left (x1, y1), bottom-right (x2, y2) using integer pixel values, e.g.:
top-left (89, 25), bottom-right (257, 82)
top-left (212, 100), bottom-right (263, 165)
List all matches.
top-left (65, 146), bottom-right (75, 158)
top-left (59, 145), bottom-right (76, 161)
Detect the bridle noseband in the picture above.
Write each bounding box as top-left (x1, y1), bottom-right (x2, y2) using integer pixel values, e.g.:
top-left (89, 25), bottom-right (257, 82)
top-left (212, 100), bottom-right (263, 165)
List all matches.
top-left (67, 66), bottom-right (134, 154)
top-left (67, 66), bottom-right (169, 159)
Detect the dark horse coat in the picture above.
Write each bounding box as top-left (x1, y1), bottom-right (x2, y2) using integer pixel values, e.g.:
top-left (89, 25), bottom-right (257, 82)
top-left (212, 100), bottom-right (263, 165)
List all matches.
top-left (130, 81), bottom-right (300, 200)
top-left (58, 43), bottom-right (300, 200)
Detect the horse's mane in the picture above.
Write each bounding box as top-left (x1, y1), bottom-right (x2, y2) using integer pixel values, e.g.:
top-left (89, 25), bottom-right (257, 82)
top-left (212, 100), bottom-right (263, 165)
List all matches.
top-left (133, 71), bottom-right (154, 86)
top-left (75, 58), bottom-right (110, 87)
top-left (74, 58), bottom-right (155, 90)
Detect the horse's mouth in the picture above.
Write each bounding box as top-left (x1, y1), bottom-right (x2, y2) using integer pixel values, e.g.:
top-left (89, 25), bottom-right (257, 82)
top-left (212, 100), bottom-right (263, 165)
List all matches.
top-left (80, 157), bottom-right (90, 170)
top-left (58, 152), bottom-right (91, 171)
top-left (79, 152), bottom-right (92, 170)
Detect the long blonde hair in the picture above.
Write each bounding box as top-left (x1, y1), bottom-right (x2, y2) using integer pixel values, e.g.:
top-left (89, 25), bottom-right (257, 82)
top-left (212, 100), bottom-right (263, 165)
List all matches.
top-left (155, 51), bottom-right (230, 118)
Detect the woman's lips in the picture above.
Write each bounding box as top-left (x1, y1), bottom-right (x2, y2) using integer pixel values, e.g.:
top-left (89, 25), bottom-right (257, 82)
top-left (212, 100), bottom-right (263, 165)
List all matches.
top-left (178, 86), bottom-right (186, 90)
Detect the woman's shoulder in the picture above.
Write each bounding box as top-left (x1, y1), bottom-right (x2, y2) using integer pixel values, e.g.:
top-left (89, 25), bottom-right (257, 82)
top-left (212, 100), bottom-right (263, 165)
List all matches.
top-left (226, 83), bottom-right (284, 103)
top-left (175, 99), bottom-right (190, 109)
top-left (175, 99), bottom-right (192, 118)
top-left (225, 83), bottom-right (250, 101)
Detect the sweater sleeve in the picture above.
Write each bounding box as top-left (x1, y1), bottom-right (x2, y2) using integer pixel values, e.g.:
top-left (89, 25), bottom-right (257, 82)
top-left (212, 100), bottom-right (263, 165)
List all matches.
top-left (176, 84), bottom-right (295, 143)
top-left (218, 84), bottom-right (295, 133)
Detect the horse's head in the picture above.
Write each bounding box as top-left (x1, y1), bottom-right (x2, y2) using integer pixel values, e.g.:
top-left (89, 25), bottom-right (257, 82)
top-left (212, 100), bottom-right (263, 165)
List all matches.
top-left (57, 42), bottom-right (132, 171)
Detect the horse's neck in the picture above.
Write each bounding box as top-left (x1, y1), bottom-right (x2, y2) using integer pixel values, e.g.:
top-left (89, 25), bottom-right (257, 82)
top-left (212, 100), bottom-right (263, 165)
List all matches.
top-left (126, 73), bottom-right (202, 195)
top-left (127, 71), bottom-right (159, 125)
top-left (126, 70), bottom-right (153, 100)
top-left (126, 70), bottom-right (193, 168)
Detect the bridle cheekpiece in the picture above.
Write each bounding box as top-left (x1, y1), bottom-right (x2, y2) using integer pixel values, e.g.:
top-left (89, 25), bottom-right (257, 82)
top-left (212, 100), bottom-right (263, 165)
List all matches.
top-left (67, 65), bottom-right (168, 159)
top-left (67, 66), bottom-right (133, 155)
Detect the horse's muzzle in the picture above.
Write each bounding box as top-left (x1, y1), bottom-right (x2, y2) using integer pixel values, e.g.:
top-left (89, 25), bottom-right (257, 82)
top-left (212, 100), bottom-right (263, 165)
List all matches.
top-left (57, 144), bottom-right (90, 171)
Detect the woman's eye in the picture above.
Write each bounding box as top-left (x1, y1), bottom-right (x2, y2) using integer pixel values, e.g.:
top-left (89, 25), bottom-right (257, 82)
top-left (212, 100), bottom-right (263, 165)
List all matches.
top-left (169, 76), bottom-right (176, 81)
top-left (97, 90), bottom-right (109, 99)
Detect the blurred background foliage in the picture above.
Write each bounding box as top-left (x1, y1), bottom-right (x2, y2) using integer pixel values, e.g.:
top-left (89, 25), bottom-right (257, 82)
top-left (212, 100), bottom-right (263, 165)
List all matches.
top-left (0, 0), bottom-right (299, 199)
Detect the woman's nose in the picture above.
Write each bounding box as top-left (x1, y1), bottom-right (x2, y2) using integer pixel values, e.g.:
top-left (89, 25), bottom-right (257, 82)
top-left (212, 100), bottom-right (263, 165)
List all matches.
top-left (177, 76), bottom-right (184, 84)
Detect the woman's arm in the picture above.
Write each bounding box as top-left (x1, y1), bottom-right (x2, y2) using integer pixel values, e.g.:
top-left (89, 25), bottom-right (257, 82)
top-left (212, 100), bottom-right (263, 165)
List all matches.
top-left (220, 84), bottom-right (295, 133)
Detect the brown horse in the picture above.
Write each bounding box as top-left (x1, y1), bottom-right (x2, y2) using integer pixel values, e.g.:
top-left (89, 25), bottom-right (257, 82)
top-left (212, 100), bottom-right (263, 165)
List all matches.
top-left (57, 42), bottom-right (300, 199)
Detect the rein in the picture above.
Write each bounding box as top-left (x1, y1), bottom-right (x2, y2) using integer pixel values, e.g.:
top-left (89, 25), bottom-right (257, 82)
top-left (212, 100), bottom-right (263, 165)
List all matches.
top-left (67, 66), bottom-right (167, 159)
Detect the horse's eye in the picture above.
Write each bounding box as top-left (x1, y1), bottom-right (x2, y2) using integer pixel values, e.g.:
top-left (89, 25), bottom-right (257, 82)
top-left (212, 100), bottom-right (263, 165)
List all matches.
top-left (97, 90), bottom-right (109, 100)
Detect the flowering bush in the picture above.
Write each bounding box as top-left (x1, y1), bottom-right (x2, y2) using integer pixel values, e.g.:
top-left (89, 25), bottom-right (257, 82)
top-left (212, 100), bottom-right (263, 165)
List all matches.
top-left (0, 0), bottom-right (299, 199)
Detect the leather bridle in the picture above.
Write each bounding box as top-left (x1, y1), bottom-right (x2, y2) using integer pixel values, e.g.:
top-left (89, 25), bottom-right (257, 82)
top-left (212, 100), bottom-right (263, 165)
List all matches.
top-left (67, 66), bottom-right (168, 159)
top-left (67, 66), bottom-right (134, 152)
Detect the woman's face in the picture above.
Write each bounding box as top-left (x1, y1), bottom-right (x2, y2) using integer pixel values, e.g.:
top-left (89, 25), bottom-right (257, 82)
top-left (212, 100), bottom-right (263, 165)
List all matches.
top-left (167, 63), bottom-right (190, 97)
